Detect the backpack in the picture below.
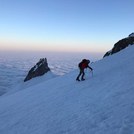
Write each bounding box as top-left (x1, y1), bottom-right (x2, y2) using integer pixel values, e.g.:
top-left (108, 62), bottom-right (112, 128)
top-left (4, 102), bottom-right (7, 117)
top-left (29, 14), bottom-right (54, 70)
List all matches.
top-left (78, 59), bottom-right (87, 68)
top-left (78, 62), bottom-right (83, 68)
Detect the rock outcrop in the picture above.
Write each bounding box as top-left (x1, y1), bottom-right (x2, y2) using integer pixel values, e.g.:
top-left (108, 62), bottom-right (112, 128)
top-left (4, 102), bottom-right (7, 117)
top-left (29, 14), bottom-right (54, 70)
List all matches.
top-left (103, 33), bottom-right (134, 57)
top-left (24, 58), bottom-right (50, 82)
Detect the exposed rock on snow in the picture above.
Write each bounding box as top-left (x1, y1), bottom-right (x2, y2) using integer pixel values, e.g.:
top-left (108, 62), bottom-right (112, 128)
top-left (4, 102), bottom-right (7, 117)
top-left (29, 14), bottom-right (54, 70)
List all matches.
top-left (104, 33), bottom-right (134, 57)
top-left (129, 32), bottom-right (134, 37)
top-left (24, 58), bottom-right (50, 82)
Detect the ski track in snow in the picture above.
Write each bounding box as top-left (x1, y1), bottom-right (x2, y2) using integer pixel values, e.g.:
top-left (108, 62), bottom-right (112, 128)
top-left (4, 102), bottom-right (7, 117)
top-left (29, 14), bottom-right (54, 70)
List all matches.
top-left (0, 46), bottom-right (134, 133)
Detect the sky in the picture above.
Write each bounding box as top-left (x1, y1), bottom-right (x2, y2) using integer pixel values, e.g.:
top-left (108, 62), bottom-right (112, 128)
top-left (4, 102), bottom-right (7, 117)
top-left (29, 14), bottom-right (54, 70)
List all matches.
top-left (0, 0), bottom-right (134, 53)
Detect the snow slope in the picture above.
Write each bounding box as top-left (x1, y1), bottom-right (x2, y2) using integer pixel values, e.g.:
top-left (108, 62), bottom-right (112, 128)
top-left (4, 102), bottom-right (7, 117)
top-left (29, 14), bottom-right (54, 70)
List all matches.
top-left (5, 71), bottom-right (57, 96)
top-left (0, 46), bottom-right (134, 134)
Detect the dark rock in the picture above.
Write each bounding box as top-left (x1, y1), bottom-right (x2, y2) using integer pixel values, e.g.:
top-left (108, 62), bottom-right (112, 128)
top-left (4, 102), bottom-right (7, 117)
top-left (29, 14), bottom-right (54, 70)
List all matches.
top-left (103, 33), bottom-right (134, 58)
top-left (129, 33), bottom-right (134, 37)
top-left (24, 58), bottom-right (50, 82)
top-left (103, 50), bottom-right (112, 57)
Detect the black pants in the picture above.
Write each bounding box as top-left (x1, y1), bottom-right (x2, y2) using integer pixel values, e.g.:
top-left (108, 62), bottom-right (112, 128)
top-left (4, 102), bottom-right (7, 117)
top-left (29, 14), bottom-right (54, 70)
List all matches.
top-left (76, 68), bottom-right (85, 80)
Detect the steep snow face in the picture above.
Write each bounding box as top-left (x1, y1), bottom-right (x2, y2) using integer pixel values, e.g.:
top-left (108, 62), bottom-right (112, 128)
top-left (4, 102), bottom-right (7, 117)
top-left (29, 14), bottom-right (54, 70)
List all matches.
top-left (0, 46), bottom-right (134, 134)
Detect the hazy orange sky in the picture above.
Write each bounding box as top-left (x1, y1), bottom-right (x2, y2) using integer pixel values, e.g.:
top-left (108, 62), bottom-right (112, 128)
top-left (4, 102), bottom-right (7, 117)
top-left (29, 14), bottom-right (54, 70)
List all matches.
top-left (0, 37), bottom-right (111, 52)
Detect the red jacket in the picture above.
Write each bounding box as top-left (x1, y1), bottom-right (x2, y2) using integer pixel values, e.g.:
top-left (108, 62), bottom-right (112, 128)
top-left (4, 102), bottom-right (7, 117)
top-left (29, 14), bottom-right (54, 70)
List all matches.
top-left (81, 62), bottom-right (88, 69)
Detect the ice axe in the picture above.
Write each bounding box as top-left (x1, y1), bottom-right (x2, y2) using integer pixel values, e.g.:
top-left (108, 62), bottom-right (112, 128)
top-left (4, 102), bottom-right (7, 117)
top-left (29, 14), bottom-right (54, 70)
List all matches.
top-left (89, 69), bottom-right (93, 77)
top-left (91, 70), bottom-right (93, 77)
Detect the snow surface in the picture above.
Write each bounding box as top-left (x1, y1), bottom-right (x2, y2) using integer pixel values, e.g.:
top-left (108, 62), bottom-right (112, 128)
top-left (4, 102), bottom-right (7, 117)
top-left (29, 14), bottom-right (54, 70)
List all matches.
top-left (0, 46), bottom-right (134, 134)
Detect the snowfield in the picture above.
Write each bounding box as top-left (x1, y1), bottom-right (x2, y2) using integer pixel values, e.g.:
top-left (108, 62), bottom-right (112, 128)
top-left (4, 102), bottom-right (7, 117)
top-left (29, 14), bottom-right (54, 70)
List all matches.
top-left (0, 45), bottom-right (134, 134)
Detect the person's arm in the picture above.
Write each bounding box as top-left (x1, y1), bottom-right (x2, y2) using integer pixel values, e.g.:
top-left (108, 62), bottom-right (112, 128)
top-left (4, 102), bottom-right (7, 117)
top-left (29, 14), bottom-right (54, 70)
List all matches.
top-left (88, 65), bottom-right (93, 71)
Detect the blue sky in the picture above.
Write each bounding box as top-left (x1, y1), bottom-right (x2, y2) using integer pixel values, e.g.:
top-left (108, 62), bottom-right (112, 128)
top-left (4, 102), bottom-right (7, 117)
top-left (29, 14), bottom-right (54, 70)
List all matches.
top-left (0, 0), bottom-right (134, 52)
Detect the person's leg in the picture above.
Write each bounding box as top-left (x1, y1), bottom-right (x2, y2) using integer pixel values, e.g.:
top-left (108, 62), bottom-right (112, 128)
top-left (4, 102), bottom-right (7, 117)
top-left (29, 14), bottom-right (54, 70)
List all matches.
top-left (81, 70), bottom-right (85, 80)
top-left (76, 69), bottom-right (82, 81)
